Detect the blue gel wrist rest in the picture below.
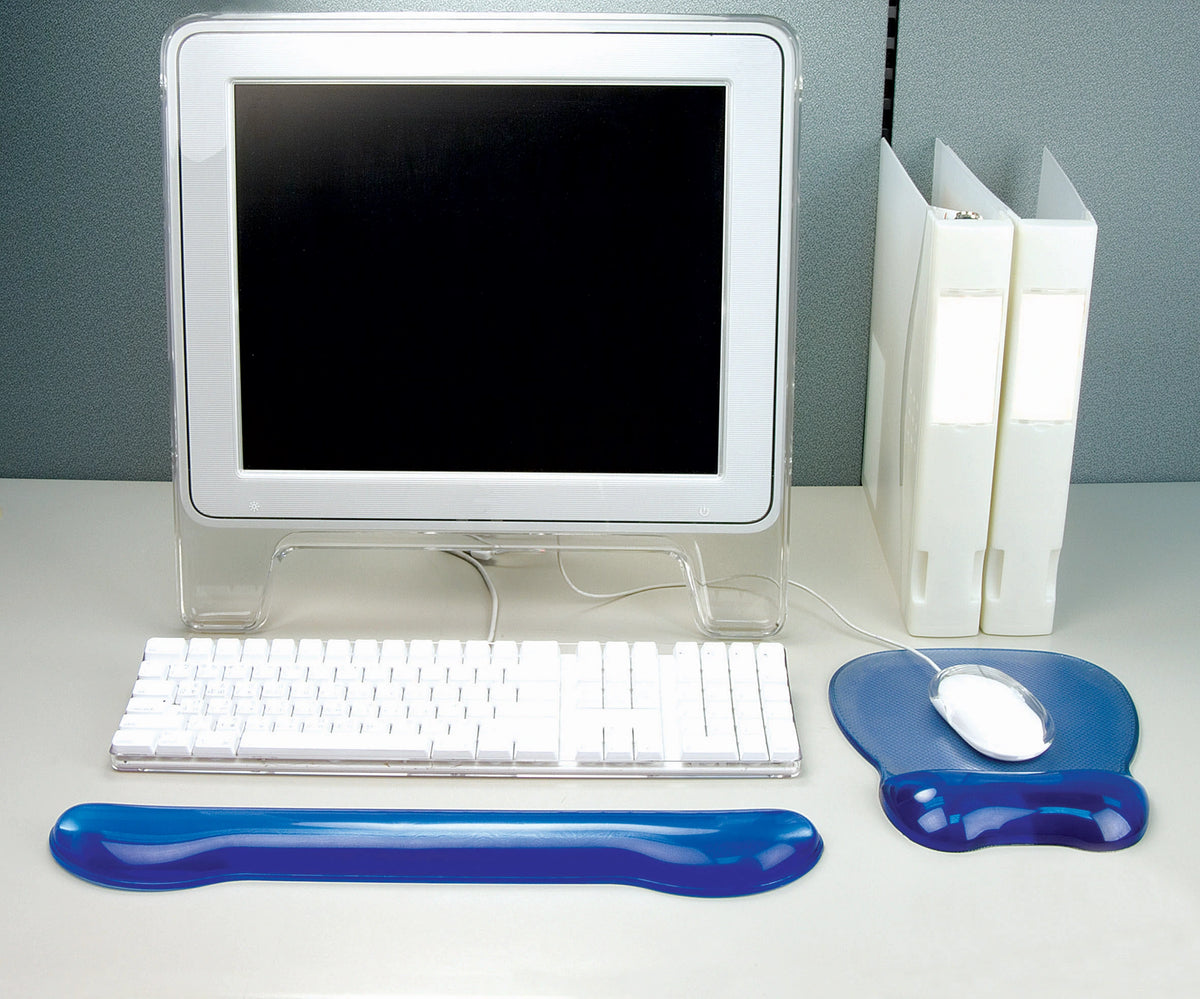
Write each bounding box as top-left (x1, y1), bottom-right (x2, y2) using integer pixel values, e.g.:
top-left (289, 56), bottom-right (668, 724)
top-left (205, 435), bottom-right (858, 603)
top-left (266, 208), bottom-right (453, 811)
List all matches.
top-left (829, 648), bottom-right (1148, 852)
top-left (49, 804), bottom-right (822, 897)
top-left (881, 769), bottom-right (1147, 852)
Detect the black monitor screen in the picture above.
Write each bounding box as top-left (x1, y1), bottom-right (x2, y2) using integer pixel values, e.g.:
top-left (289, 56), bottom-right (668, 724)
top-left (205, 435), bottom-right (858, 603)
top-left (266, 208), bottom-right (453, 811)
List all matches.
top-left (233, 83), bottom-right (726, 475)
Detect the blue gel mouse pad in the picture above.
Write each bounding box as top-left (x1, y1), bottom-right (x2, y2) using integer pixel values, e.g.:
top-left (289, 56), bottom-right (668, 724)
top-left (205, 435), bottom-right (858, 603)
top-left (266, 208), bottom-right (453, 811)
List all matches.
top-left (829, 648), bottom-right (1148, 852)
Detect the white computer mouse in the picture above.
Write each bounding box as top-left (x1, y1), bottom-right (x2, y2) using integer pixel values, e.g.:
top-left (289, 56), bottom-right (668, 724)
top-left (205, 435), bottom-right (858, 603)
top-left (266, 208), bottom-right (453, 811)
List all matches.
top-left (929, 663), bottom-right (1054, 762)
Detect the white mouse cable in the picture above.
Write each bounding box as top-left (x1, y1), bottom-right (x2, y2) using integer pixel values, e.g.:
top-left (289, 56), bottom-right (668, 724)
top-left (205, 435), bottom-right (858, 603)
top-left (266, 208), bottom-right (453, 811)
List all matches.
top-left (444, 550), bottom-right (501, 642)
top-left (555, 550), bottom-right (687, 604)
top-left (554, 553), bottom-right (939, 673)
top-left (785, 580), bottom-right (940, 673)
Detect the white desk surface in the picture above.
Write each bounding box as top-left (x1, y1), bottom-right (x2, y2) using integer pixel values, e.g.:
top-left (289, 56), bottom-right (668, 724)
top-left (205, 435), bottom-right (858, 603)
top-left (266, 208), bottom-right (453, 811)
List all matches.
top-left (2, 479), bottom-right (1198, 998)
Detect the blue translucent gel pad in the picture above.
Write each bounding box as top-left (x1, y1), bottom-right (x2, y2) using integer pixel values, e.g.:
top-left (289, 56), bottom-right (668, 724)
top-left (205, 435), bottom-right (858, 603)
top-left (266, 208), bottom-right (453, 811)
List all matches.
top-left (829, 649), bottom-right (1148, 851)
top-left (49, 805), bottom-right (822, 897)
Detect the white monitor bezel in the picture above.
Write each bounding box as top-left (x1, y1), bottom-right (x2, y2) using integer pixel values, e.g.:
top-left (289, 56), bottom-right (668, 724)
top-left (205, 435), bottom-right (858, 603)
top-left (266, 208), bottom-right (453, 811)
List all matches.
top-left (164, 15), bottom-right (798, 532)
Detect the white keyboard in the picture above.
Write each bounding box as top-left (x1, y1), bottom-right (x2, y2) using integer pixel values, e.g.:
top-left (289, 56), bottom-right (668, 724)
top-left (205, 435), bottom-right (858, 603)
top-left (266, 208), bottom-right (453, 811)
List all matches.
top-left (111, 637), bottom-right (802, 777)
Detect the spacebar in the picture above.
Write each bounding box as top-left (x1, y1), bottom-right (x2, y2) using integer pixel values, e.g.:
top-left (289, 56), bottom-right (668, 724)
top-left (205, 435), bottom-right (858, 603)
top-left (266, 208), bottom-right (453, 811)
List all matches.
top-left (236, 731), bottom-right (432, 761)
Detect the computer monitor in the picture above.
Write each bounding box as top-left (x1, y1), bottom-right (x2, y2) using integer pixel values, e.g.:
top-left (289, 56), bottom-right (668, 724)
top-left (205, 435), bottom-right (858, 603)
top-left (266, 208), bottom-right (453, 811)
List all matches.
top-left (163, 13), bottom-right (801, 634)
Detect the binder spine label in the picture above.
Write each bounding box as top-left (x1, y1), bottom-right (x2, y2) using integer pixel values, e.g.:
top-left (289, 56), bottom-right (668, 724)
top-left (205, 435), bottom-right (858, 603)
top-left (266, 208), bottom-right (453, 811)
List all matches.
top-left (927, 294), bottom-right (1005, 426)
top-left (1006, 291), bottom-right (1088, 423)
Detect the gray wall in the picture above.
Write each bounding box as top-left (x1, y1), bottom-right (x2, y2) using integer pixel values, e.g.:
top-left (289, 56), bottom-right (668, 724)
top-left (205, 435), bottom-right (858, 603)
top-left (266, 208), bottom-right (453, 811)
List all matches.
top-left (891, 0), bottom-right (1200, 484)
top-left (2, 1), bottom-right (1196, 485)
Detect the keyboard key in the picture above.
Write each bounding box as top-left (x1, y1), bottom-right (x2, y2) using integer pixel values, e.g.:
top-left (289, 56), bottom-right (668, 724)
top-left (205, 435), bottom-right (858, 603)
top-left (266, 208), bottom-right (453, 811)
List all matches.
top-left (603, 725), bottom-right (634, 763)
top-left (154, 730), bottom-right (196, 757)
top-left (270, 639), bottom-right (297, 663)
top-left (431, 722), bottom-right (479, 761)
top-left (185, 638), bottom-right (215, 665)
top-left (110, 729), bottom-right (158, 756)
top-left (194, 731), bottom-right (240, 757)
top-left (144, 637), bottom-right (187, 662)
top-left (514, 726), bottom-right (560, 762)
top-left (633, 722), bottom-right (665, 762)
top-left (474, 728), bottom-right (515, 762)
